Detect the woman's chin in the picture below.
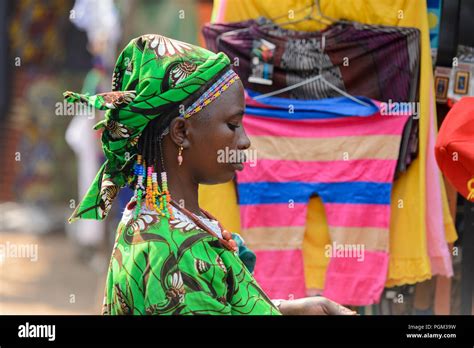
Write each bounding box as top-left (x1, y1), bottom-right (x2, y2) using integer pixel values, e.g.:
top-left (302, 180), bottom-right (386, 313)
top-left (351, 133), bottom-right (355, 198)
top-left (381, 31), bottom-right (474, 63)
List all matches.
top-left (202, 168), bottom-right (238, 185)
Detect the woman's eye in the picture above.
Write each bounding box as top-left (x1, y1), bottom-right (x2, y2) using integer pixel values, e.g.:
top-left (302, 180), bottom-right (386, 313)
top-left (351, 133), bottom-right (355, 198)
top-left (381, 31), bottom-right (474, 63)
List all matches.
top-left (227, 123), bottom-right (240, 131)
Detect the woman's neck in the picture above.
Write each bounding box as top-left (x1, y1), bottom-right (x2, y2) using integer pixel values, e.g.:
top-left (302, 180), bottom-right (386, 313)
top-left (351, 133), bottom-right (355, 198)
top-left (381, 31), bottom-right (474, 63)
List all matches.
top-left (165, 169), bottom-right (204, 218)
top-left (158, 136), bottom-right (204, 218)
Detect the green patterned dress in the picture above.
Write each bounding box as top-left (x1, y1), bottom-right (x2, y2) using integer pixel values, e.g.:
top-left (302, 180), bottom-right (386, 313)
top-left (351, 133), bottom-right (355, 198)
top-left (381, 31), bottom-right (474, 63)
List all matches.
top-left (102, 199), bottom-right (281, 315)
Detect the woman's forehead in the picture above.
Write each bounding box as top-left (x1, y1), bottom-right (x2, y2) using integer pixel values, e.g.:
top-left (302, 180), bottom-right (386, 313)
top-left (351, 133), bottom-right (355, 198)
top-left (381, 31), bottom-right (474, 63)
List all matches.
top-left (211, 81), bottom-right (245, 116)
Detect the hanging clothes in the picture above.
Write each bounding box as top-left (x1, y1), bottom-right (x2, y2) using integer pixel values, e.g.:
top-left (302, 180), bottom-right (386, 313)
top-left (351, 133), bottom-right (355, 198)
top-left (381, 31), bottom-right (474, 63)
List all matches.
top-left (426, 88), bottom-right (454, 277)
top-left (203, 18), bottom-right (420, 173)
top-left (199, 0), bottom-right (457, 293)
top-left (204, 18), bottom-right (420, 103)
top-left (237, 91), bottom-right (410, 305)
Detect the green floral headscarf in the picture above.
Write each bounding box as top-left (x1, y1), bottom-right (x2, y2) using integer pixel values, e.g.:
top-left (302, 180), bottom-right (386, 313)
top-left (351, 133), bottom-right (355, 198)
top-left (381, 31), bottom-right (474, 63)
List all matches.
top-left (64, 34), bottom-right (232, 222)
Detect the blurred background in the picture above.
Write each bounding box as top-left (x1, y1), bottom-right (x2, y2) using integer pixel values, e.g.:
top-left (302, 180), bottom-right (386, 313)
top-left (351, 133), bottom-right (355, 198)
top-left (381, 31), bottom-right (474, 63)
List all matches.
top-left (0, 0), bottom-right (473, 315)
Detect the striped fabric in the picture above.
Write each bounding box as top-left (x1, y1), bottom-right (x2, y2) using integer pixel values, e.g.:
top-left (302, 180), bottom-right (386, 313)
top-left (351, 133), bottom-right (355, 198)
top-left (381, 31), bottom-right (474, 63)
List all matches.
top-left (236, 91), bottom-right (410, 305)
top-left (203, 19), bottom-right (421, 174)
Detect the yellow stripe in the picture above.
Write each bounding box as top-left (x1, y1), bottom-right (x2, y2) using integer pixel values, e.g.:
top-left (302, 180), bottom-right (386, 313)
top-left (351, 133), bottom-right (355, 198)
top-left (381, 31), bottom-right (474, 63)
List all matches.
top-left (328, 226), bottom-right (389, 251)
top-left (241, 226), bottom-right (305, 250)
top-left (241, 225), bottom-right (388, 252)
top-left (249, 135), bottom-right (401, 161)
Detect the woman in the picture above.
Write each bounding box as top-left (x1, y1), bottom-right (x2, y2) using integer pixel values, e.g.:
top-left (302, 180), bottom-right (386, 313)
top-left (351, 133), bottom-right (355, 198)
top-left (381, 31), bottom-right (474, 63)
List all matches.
top-left (64, 34), bottom-right (356, 315)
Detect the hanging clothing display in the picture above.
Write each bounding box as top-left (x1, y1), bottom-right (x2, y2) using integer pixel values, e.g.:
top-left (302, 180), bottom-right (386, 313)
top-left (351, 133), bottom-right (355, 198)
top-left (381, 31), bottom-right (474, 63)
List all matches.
top-left (8, 0), bottom-right (70, 69)
top-left (204, 18), bottom-right (420, 102)
top-left (198, 0), bottom-right (457, 299)
top-left (426, 89), bottom-right (454, 277)
top-left (237, 91), bottom-right (410, 304)
top-left (203, 18), bottom-right (420, 173)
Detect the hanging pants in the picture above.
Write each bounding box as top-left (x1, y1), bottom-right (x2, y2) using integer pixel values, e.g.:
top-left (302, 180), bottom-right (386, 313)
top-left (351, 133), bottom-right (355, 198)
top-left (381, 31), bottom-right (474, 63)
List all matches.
top-left (237, 92), bottom-right (410, 305)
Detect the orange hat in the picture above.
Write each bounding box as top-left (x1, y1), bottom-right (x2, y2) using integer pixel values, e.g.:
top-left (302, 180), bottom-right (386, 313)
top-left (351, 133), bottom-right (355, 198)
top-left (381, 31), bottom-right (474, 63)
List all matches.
top-left (435, 97), bottom-right (474, 201)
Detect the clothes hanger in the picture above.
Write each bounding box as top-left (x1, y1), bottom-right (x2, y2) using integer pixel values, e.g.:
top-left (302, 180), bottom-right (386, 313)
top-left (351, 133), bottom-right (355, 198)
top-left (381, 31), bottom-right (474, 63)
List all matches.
top-left (269, 0), bottom-right (320, 23)
top-left (216, 0), bottom-right (332, 48)
top-left (253, 34), bottom-right (371, 107)
top-left (214, 0), bottom-right (370, 106)
top-left (271, 0), bottom-right (335, 27)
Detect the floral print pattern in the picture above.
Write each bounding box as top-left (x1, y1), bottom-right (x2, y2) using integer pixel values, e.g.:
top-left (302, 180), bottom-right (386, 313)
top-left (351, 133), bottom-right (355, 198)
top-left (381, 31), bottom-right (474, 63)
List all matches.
top-left (102, 198), bottom-right (281, 315)
top-left (166, 272), bottom-right (186, 303)
top-left (169, 61), bottom-right (197, 87)
top-left (147, 34), bottom-right (193, 57)
top-left (98, 178), bottom-right (119, 219)
top-left (106, 120), bottom-right (134, 139)
top-left (100, 91), bottom-right (136, 109)
top-left (194, 259), bottom-right (211, 274)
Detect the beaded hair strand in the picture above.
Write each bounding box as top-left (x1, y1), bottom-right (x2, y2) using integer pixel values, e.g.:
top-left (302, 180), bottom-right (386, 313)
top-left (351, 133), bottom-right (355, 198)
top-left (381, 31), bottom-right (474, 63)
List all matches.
top-left (133, 115), bottom-right (174, 221)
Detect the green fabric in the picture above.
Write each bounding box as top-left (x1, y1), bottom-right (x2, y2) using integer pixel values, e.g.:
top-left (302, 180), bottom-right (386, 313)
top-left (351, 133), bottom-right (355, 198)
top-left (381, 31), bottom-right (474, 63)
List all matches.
top-left (64, 34), bottom-right (231, 222)
top-left (102, 202), bottom-right (281, 315)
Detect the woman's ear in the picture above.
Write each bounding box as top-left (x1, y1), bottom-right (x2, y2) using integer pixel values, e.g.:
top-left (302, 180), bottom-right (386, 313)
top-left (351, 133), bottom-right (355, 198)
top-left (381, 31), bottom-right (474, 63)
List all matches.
top-left (168, 117), bottom-right (190, 148)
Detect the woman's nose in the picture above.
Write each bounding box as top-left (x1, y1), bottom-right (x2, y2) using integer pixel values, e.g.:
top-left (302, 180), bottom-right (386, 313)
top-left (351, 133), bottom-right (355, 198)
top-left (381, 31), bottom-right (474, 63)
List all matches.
top-left (238, 128), bottom-right (251, 150)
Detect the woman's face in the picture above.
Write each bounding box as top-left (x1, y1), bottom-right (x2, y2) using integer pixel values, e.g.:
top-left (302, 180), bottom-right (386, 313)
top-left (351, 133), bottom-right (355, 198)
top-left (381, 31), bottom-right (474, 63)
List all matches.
top-left (169, 79), bottom-right (251, 184)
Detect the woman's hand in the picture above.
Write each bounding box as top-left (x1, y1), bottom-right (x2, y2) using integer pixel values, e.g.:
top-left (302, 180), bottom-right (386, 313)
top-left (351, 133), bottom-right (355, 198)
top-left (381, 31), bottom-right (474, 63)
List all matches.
top-left (277, 297), bottom-right (357, 315)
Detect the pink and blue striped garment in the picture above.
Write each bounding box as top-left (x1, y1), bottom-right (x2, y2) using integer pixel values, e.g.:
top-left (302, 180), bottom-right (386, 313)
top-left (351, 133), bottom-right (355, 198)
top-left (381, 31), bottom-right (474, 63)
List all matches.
top-left (237, 91), bottom-right (410, 305)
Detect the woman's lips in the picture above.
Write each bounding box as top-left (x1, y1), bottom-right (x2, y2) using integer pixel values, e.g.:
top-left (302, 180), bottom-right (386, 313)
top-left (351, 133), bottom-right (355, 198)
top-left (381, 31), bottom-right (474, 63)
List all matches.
top-left (231, 162), bottom-right (244, 171)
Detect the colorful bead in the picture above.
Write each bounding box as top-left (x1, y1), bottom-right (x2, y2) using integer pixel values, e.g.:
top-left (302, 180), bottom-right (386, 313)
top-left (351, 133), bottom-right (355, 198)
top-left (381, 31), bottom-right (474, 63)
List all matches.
top-left (132, 153), bottom-right (175, 220)
top-left (132, 156), bottom-right (148, 219)
top-left (146, 166), bottom-right (154, 209)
